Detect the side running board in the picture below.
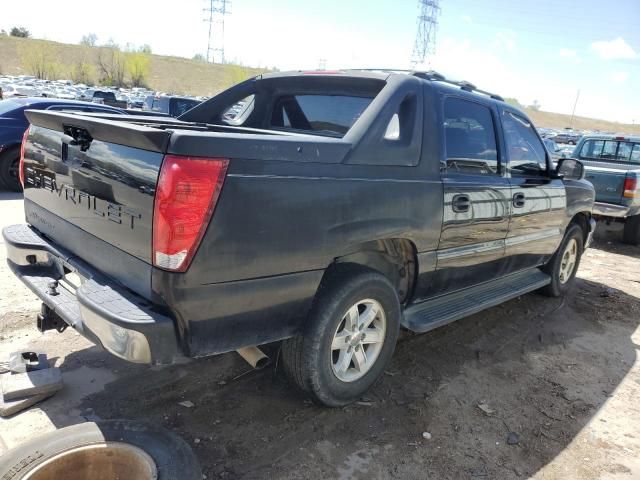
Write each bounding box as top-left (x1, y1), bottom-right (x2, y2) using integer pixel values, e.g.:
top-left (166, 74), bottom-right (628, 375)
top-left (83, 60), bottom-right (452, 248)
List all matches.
top-left (402, 269), bottom-right (551, 333)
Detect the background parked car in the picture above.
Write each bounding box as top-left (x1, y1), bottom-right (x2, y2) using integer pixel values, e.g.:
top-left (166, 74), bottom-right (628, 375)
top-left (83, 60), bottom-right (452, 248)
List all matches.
top-left (78, 89), bottom-right (128, 109)
top-left (0, 98), bottom-right (127, 191)
top-left (142, 95), bottom-right (201, 117)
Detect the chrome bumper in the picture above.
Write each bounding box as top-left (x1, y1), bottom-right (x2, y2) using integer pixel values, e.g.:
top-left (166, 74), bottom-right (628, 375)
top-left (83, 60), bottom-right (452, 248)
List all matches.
top-left (592, 202), bottom-right (630, 218)
top-left (3, 224), bottom-right (182, 365)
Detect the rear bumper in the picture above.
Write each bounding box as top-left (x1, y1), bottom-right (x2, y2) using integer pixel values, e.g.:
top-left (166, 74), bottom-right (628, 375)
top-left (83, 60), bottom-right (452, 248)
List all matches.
top-left (3, 224), bottom-right (182, 364)
top-left (592, 202), bottom-right (630, 218)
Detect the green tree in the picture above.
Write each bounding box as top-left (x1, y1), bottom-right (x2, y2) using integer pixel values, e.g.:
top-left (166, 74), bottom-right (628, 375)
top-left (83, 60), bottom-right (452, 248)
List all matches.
top-left (139, 44), bottom-right (152, 54)
top-left (71, 60), bottom-right (95, 85)
top-left (80, 33), bottom-right (97, 47)
top-left (126, 52), bottom-right (151, 87)
top-left (19, 43), bottom-right (57, 79)
top-left (192, 53), bottom-right (206, 62)
top-left (98, 47), bottom-right (126, 86)
top-left (10, 27), bottom-right (30, 38)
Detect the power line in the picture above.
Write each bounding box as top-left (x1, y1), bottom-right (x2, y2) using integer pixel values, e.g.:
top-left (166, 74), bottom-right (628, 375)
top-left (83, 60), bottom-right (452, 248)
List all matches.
top-left (411, 0), bottom-right (441, 68)
top-left (203, 0), bottom-right (231, 64)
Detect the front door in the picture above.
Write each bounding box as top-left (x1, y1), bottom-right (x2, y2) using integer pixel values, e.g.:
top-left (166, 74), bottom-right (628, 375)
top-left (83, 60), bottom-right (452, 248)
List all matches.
top-left (501, 109), bottom-right (566, 271)
top-left (428, 96), bottom-right (511, 299)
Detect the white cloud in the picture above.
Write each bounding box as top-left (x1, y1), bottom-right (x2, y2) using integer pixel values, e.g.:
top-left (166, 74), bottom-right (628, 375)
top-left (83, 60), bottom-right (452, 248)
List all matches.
top-left (461, 15), bottom-right (472, 24)
top-left (590, 37), bottom-right (637, 60)
top-left (429, 37), bottom-right (638, 124)
top-left (610, 71), bottom-right (630, 83)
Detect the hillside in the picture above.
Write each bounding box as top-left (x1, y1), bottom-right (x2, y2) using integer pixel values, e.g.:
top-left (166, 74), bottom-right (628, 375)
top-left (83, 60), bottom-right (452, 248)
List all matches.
top-left (0, 36), bottom-right (266, 96)
top-left (523, 108), bottom-right (640, 136)
top-left (1, 36), bottom-right (638, 135)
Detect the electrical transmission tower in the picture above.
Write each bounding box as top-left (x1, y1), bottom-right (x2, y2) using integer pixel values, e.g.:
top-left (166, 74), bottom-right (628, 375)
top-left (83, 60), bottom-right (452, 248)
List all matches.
top-left (204, 0), bottom-right (231, 64)
top-left (410, 0), bottom-right (441, 68)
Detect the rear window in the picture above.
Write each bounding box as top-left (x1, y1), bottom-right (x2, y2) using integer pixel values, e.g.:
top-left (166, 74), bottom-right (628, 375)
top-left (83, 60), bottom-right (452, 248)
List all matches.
top-left (94, 91), bottom-right (115, 100)
top-left (579, 139), bottom-right (639, 162)
top-left (270, 94), bottom-right (373, 136)
top-left (151, 97), bottom-right (170, 112)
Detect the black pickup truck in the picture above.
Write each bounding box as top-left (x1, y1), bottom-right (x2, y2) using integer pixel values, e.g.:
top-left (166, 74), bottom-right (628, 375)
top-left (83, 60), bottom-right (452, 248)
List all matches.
top-left (4, 70), bottom-right (595, 406)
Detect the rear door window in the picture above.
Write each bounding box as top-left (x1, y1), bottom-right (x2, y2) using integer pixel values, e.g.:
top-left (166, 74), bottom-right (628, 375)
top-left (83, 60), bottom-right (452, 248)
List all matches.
top-left (270, 94), bottom-right (373, 137)
top-left (443, 97), bottom-right (499, 175)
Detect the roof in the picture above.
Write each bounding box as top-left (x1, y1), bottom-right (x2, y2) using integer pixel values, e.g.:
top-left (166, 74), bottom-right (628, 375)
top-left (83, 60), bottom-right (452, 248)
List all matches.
top-left (580, 133), bottom-right (640, 142)
top-left (258, 69), bottom-right (506, 103)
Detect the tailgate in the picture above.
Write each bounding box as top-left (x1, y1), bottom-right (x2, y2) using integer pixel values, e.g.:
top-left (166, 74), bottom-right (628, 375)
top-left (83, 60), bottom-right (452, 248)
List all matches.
top-left (22, 110), bottom-right (170, 267)
top-left (583, 162), bottom-right (627, 204)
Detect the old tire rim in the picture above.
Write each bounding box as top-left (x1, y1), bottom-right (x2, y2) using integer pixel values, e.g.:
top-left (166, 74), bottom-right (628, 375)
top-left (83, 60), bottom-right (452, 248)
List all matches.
top-left (23, 442), bottom-right (157, 480)
top-left (559, 238), bottom-right (578, 284)
top-left (330, 298), bottom-right (386, 382)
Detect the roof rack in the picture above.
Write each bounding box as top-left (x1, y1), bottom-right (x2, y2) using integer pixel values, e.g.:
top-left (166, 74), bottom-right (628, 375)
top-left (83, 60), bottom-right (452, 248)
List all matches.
top-left (344, 69), bottom-right (505, 102)
top-left (411, 70), bottom-right (504, 101)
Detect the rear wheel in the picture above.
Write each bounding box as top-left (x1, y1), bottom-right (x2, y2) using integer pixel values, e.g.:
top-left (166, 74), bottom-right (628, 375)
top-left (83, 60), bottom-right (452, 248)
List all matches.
top-left (282, 266), bottom-right (400, 407)
top-left (0, 147), bottom-right (22, 192)
top-left (623, 215), bottom-right (640, 246)
top-left (541, 223), bottom-right (584, 297)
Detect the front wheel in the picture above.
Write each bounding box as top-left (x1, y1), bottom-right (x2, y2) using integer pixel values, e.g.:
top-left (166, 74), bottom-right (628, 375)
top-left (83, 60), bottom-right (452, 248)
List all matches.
top-left (541, 223), bottom-right (584, 297)
top-left (282, 267), bottom-right (400, 407)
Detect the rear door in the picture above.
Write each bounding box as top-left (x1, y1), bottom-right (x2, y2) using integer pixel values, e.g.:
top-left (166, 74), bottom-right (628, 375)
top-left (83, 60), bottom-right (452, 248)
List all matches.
top-left (431, 96), bottom-right (511, 297)
top-left (501, 109), bottom-right (566, 270)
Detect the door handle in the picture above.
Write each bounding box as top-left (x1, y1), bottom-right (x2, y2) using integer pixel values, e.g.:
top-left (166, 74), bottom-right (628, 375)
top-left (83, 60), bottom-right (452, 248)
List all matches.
top-left (513, 192), bottom-right (526, 208)
top-left (452, 194), bottom-right (471, 213)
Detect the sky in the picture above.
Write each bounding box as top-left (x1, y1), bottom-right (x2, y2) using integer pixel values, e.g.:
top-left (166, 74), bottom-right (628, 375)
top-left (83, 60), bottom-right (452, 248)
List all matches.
top-left (2, 0), bottom-right (639, 123)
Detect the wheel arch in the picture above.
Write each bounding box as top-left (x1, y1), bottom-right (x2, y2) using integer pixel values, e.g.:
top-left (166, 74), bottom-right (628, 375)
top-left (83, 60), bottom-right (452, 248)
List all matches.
top-left (324, 238), bottom-right (418, 305)
top-left (568, 211), bottom-right (591, 244)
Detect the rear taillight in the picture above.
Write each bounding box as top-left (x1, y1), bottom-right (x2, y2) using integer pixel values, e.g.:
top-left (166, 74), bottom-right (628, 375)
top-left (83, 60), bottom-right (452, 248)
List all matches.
top-left (152, 155), bottom-right (229, 272)
top-left (19, 127), bottom-right (30, 188)
top-left (623, 176), bottom-right (638, 198)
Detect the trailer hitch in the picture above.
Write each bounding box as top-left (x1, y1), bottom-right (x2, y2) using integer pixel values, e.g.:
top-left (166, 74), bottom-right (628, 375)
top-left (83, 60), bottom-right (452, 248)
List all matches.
top-left (37, 303), bottom-right (68, 333)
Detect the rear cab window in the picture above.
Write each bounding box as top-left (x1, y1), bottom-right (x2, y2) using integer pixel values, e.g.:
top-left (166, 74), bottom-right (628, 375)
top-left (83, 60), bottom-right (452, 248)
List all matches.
top-left (578, 139), bottom-right (639, 163)
top-left (270, 94), bottom-right (373, 137)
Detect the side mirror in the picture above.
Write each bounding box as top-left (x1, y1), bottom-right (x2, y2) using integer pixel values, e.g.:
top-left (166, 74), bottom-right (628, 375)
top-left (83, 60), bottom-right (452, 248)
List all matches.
top-left (555, 158), bottom-right (585, 181)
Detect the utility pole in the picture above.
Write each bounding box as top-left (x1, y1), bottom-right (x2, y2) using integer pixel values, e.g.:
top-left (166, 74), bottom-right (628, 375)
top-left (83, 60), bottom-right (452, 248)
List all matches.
top-left (411, 0), bottom-right (441, 68)
top-left (204, 0), bottom-right (231, 64)
top-left (569, 89), bottom-right (580, 129)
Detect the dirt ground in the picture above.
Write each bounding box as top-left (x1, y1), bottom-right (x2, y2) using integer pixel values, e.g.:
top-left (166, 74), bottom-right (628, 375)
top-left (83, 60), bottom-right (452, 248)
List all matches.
top-left (1, 191), bottom-right (639, 480)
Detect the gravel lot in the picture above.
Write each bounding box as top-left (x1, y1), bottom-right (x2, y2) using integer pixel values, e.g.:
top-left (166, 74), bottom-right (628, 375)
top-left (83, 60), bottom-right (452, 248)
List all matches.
top-left (1, 192), bottom-right (639, 479)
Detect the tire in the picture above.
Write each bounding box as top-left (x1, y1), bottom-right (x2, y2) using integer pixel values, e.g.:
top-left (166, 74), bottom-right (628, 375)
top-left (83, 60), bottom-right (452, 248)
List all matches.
top-left (0, 420), bottom-right (202, 480)
top-left (623, 215), bottom-right (640, 246)
top-left (0, 147), bottom-right (22, 192)
top-left (282, 266), bottom-right (401, 407)
top-left (541, 223), bottom-right (584, 297)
